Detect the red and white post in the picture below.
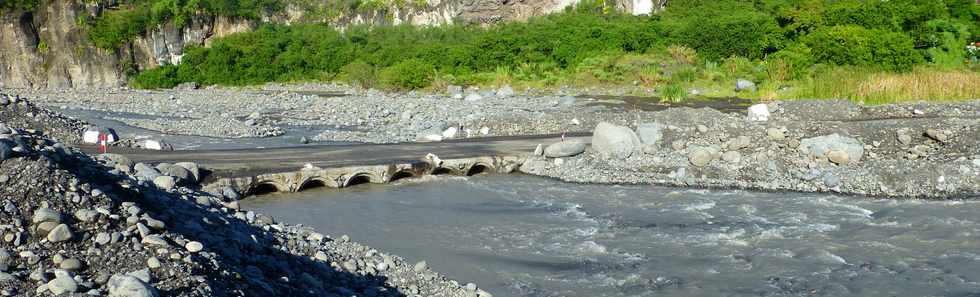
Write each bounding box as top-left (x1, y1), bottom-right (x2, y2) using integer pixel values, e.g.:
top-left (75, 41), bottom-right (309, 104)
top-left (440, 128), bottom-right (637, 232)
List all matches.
top-left (98, 133), bottom-right (108, 154)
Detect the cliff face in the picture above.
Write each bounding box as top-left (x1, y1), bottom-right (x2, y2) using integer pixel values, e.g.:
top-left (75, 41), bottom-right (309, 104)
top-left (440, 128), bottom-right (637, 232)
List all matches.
top-left (0, 0), bottom-right (666, 89)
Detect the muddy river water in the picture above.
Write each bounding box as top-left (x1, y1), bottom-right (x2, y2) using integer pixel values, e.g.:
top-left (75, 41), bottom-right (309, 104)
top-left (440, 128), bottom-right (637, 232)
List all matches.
top-left (243, 174), bottom-right (980, 297)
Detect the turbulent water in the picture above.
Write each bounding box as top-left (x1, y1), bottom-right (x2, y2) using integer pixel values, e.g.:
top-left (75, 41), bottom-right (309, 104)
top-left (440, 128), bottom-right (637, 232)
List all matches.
top-left (242, 174), bottom-right (980, 297)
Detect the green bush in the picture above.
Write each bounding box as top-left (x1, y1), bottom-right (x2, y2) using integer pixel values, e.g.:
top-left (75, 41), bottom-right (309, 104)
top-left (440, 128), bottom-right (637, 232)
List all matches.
top-left (804, 25), bottom-right (921, 71)
top-left (0, 0), bottom-right (37, 13)
top-left (918, 19), bottom-right (973, 67)
top-left (768, 43), bottom-right (814, 79)
top-left (340, 61), bottom-right (377, 88)
top-left (130, 65), bottom-right (180, 89)
top-left (661, 1), bottom-right (783, 60)
top-left (89, 8), bottom-right (152, 50)
top-left (379, 58), bottom-right (435, 90)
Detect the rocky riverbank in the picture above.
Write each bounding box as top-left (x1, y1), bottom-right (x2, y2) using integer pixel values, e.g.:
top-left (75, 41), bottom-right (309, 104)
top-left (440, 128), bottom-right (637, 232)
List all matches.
top-left (12, 84), bottom-right (654, 144)
top-left (520, 100), bottom-right (980, 198)
top-left (0, 97), bottom-right (485, 296)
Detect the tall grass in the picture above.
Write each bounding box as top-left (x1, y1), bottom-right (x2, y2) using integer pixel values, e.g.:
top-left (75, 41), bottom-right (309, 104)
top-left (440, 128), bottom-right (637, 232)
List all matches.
top-left (785, 67), bottom-right (980, 104)
top-left (855, 69), bottom-right (980, 104)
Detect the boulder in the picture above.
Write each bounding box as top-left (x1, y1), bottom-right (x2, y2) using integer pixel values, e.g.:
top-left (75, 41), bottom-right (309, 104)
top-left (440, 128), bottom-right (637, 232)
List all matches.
top-left (174, 82), bottom-right (199, 90)
top-left (464, 93), bottom-right (483, 102)
top-left (447, 85), bottom-right (463, 96)
top-left (47, 270), bottom-right (78, 295)
top-left (134, 163), bottom-right (162, 180)
top-left (32, 208), bottom-right (62, 224)
top-left (591, 122), bottom-right (641, 159)
top-left (688, 147), bottom-right (714, 167)
top-left (767, 128), bottom-right (785, 141)
top-left (722, 151), bottom-right (742, 163)
top-left (800, 134), bottom-right (864, 164)
top-left (174, 162), bottom-right (200, 182)
top-left (736, 79), bottom-right (757, 92)
top-left (47, 224), bottom-right (73, 243)
top-left (497, 85), bottom-right (515, 97)
top-left (222, 187), bottom-right (241, 200)
top-left (108, 275), bottom-right (159, 297)
top-left (162, 165), bottom-right (193, 183)
top-left (441, 127), bottom-right (458, 139)
top-left (140, 139), bottom-right (173, 151)
top-left (153, 176), bottom-right (176, 191)
top-left (544, 141), bottom-right (586, 158)
top-left (747, 104), bottom-right (770, 122)
top-left (416, 129), bottom-right (444, 142)
top-left (728, 136), bottom-right (752, 150)
top-left (102, 154), bottom-right (134, 171)
top-left (636, 122), bottom-right (665, 145)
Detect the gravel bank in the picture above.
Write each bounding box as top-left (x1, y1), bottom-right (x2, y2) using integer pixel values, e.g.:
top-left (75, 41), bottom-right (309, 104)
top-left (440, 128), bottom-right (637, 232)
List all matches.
top-left (520, 100), bottom-right (980, 198)
top-left (15, 85), bottom-right (651, 144)
top-left (0, 96), bottom-right (485, 296)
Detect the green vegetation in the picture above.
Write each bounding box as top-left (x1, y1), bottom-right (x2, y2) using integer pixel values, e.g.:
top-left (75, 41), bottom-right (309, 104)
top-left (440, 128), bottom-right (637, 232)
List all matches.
top-left (85, 0), bottom-right (281, 50)
top-left (0, 0), bottom-right (38, 13)
top-left (130, 0), bottom-right (980, 103)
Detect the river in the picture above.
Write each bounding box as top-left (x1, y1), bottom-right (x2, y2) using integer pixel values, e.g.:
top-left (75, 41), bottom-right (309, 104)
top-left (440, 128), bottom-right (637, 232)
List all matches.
top-left (242, 174), bottom-right (980, 297)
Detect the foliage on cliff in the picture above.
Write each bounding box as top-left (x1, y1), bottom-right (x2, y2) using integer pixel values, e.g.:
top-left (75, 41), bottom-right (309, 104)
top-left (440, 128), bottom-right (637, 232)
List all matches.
top-left (83, 0), bottom-right (281, 50)
top-left (130, 0), bottom-right (980, 102)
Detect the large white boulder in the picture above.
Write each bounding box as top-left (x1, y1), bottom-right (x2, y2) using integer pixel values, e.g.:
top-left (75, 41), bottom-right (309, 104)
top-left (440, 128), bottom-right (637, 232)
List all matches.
top-left (747, 104), bottom-right (770, 122)
top-left (591, 122), bottom-right (642, 159)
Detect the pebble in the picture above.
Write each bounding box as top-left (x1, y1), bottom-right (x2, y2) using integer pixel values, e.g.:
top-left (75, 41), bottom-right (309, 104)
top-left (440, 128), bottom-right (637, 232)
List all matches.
top-left (688, 148), bottom-right (713, 167)
top-left (59, 258), bottom-right (83, 271)
top-left (827, 150), bottom-right (850, 165)
top-left (414, 261), bottom-right (428, 272)
top-left (147, 257), bottom-right (161, 269)
top-left (185, 241), bottom-right (204, 253)
top-left (47, 224), bottom-right (73, 243)
top-left (47, 270), bottom-right (78, 295)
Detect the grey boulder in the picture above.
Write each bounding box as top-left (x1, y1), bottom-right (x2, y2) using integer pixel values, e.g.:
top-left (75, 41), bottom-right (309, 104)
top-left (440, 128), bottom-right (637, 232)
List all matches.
top-left (544, 141), bottom-right (586, 158)
top-left (800, 134), bottom-right (864, 163)
top-left (108, 274), bottom-right (159, 297)
top-left (736, 79), bottom-right (757, 92)
top-left (636, 122), bottom-right (665, 145)
top-left (591, 122), bottom-right (642, 159)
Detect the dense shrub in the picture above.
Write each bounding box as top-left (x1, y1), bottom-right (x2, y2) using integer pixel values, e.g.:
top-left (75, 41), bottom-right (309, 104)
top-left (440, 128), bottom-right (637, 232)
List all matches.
top-left (767, 43), bottom-right (813, 79)
top-left (804, 25), bottom-right (921, 71)
top-left (379, 58), bottom-right (435, 89)
top-left (661, 1), bottom-right (783, 60)
top-left (0, 0), bottom-right (37, 13)
top-left (89, 8), bottom-right (152, 50)
top-left (340, 61), bottom-right (377, 88)
top-left (130, 65), bottom-right (180, 89)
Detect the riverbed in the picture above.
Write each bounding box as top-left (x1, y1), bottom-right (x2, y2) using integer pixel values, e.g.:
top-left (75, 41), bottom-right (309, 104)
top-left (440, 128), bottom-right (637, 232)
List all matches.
top-left (243, 174), bottom-right (980, 297)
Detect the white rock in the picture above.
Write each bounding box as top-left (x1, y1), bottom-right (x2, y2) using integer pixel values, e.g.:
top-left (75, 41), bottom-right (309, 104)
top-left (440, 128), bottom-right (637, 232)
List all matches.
top-left (479, 127), bottom-right (490, 135)
top-left (441, 127), bottom-right (458, 139)
top-left (747, 104), bottom-right (770, 122)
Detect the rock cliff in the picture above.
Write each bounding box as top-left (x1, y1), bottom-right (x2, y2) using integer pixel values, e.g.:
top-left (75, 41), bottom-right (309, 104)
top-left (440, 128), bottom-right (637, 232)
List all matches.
top-left (0, 0), bottom-right (666, 89)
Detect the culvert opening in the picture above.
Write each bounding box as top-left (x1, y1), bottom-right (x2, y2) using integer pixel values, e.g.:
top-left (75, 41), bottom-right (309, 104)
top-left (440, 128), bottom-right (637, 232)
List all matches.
top-left (467, 164), bottom-right (491, 176)
top-left (431, 167), bottom-right (453, 175)
top-left (298, 179), bottom-right (328, 191)
top-left (250, 183), bottom-right (281, 196)
top-left (345, 175), bottom-right (372, 187)
top-left (390, 171), bottom-right (415, 182)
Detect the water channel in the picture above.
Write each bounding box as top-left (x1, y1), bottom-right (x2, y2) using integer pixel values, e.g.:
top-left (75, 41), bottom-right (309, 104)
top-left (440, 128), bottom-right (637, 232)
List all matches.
top-left (243, 174), bottom-right (980, 297)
